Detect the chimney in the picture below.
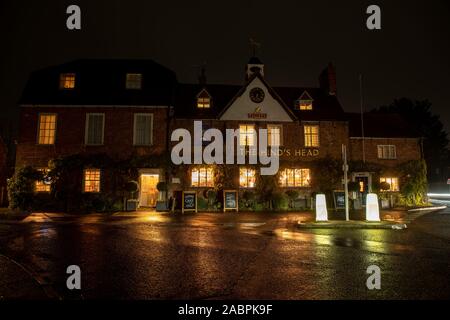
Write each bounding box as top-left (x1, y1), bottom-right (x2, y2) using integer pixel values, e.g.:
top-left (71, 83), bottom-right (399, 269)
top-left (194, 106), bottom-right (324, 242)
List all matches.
top-left (319, 62), bottom-right (337, 95)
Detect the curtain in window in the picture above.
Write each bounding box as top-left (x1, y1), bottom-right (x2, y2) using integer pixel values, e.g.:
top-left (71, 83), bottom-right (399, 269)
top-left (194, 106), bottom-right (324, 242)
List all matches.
top-left (86, 114), bottom-right (104, 145)
top-left (134, 114), bottom-right (152, 145)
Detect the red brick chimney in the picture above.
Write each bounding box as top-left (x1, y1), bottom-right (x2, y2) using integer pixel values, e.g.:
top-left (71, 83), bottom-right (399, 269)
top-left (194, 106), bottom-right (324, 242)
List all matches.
top-left (319, 62), bottom-right (337, 95)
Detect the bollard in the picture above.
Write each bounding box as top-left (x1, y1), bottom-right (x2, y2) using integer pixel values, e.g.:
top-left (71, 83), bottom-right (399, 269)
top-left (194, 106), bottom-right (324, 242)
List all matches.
top-left (366, 193), bottom-right (380, 221)
top-left (315, 194), bottom-right (328, 221)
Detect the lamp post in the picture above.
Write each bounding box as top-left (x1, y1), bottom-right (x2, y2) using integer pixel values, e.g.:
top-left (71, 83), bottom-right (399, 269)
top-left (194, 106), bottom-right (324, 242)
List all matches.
top-left (342, 144), bottom-right (349, 221)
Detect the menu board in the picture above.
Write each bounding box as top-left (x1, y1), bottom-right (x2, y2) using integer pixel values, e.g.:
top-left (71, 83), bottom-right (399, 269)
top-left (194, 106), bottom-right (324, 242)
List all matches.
top-left (182, 191), bottom-right (197, 213)
top-left (223, 190), bottom-right (238, 212)
top-left (333, 190), bottom-right (346, 210)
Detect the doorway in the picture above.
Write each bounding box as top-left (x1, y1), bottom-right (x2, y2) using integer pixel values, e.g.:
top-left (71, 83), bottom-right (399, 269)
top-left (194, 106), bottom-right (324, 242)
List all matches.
top-left (139, 174), bottom-right (159, 207)
top-left (352, 172), bottom-right (372, 206)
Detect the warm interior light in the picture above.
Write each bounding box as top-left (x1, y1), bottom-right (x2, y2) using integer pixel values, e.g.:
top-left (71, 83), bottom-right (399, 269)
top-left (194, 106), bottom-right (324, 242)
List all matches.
top-left (315, 194), bottom-right (328, 221)
top-left (366, 193), bottom-right (380, 221)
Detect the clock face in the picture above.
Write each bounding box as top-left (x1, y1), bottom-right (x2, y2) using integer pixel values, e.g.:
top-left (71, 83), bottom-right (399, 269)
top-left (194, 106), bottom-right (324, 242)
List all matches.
top-left (249, 87), bottom-right (265, 103)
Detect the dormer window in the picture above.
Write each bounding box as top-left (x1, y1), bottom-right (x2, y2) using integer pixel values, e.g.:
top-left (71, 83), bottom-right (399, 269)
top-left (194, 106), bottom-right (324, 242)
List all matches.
top-left (197, 89), bottom-right (211, 108)
top-left (59, 73), bottom-right (76, 89)
top-left (296, 91), bottom-right (314, 110)
top-left (126, 73), bottom-right (142, 89)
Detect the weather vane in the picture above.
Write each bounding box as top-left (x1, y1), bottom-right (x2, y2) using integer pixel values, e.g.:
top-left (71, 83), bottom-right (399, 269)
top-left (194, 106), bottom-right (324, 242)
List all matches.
top-left (249, 38), bottom-right (261, 56)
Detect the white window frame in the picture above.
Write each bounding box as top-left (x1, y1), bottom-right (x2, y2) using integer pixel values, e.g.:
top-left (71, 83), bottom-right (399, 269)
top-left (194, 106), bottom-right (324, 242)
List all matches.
top-left (239, 124), bottom-right (256, 147)
top-left (85, 113), bottom-right (105, 146)
top-left (377, 145), bottom-right (397, 159)
top-left (83, 168), bottom-right (101, 193)
top-left (126, 73), bottom-right (142, 90)
top-left (267, 124), bottom-right (283, 146)
top-left (304, 124), bottom-right (320, 147)
top-left (133, 113), bottom-right (154, 146)
top-left (37, 113), bottom-right (57, 145)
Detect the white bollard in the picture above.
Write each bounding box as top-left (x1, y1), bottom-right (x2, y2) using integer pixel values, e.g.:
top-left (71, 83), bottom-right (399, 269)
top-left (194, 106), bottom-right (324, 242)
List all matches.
top-left (315, 194), bottom-right (328, 221)
top-left (366, 193), bottom-right (380, 221)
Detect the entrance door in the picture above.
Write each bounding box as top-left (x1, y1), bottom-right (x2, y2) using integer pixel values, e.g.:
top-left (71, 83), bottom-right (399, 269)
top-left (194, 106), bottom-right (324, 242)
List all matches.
top-left (355, 176), bottom-right (369, 205)
top-left (139, 174), bottom-right (159, 207)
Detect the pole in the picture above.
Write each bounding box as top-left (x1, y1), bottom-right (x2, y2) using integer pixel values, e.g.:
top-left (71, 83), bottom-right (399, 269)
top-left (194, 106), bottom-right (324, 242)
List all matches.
top-left (359, 74), bottom-right (366, 163)
top-left (342, 144), bottom-right (349, 221)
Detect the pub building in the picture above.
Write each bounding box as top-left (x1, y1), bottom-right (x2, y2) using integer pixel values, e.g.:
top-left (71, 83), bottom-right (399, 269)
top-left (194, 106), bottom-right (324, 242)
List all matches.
top-left (15, 57), bottom-right (422, 211)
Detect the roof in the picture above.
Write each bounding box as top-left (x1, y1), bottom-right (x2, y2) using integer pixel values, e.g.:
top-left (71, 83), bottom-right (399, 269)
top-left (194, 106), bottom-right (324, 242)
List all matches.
top-left (20, 59), bottom-right (177, 106)
top-left (347, 112), bottom-right (420, 138)
top-left (175, 82), bottom-right (346, 120)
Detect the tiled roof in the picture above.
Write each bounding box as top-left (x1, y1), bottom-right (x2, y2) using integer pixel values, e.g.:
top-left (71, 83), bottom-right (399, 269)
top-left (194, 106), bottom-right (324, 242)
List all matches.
top-left (20, 59), bottom-right (177, 106)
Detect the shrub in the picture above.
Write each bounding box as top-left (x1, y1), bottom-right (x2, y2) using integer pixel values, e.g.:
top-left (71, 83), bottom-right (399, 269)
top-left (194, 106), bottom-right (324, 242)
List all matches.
top-left (347, 181), bottom-right (360, 192)
top-left (272, 192), bottom-right (289, 211)
top-left (285, 190), bottom-right (299, 208)
top-left (242, 190), bottom-right (256, 209)
top-left (7, 166), bottom-right (42, 211)
top-left (197, 196), bottom-right (208, 211)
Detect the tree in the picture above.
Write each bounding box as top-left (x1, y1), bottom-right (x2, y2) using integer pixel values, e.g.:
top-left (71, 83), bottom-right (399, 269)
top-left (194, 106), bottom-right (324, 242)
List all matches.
top-left (372, 98), bottom-right (449, 182)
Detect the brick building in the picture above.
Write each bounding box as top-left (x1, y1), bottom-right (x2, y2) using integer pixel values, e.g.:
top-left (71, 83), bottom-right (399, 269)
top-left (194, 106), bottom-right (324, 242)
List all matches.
top-left (0, 136), bottom-right (7, 206)
top-left (15, 58), bottom-right (423, 211)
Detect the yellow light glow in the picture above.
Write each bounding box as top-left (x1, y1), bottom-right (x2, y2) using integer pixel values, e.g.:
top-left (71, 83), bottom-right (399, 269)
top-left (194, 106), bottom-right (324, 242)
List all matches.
top-left (304, 125), bottom-right (319, 147)
top-left (239, 124), bottom-right (255, 146)
top-left (197, 97), bottom-right (211, 108)
top-left (35, 168), bottom-right (51, 192)
top-left (239, 167), bottom-right (256, 188)
top-left (380, 177), bottom-right (399, 191)
top-left (59, 73), bottom-right (76, 89)
top-left (38, 114), bottom-right (56, 145)
top-left (84, 169), bottom-right (101, 193)
top-left (279, 168), bottom-right (310, 187)
top-left (191, 167), bottom-right (214, 187)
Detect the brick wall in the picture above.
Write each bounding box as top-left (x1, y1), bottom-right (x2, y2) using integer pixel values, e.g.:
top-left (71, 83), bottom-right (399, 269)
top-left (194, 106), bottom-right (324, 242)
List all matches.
top-left (349, 137), bottom-right (422, 166)
top-left (16, 106), bottom-right (169, 168)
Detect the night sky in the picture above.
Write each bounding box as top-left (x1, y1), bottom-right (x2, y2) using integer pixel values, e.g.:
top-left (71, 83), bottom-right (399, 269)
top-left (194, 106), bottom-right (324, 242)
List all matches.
top-left (1, 0), bottom-right (449, 133)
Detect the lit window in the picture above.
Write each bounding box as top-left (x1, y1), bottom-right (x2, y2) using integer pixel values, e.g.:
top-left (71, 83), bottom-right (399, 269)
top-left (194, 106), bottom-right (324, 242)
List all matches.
top-left (126, 73), bottom-right (142, 89)
top-left (279, 169), bottom-right (310, 187)
top-left (85, 113), bottom-right (105, 145)
top-left (35, 168), bottom-right (51, 192)
top-left (197, 89), bottom-right (211, 108)
top-left (239, 167), bottom-right (256, 188)
top-left (191, 167), bottom-right (214, 187)
top-left (297, 100), bottom-right (313, 110)
top-left (197, 97), bottom-right (211, 108)
top-left (84, 169), bottom-right (101, 193)
top-left (239, 124), bottom-right (255, 146)
top-left (37, 114), bottom-right (57, 145)
top-left (59, 73), bottom-right (76, 89)
top-left (380, 177), bottom-right (399, 192)
top-left (377, 145), bottom-right (396, 159)
top-left (133, 113), bottom-right (153, 146)
top-left (267, 124), bottom-right (282, 146)
top-left (304, 125), bottom-right (319, 147)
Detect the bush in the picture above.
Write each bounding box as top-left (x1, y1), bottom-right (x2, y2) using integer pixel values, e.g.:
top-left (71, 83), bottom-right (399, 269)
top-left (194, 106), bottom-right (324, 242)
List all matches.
top-left (347, 181), bottom-right (360, 192)
top-left (272, 192), bottom-right (289, 211)
top-left (285, 190), bottom-right (299, 208)
top-left (197, 196), bottom-right (208, 211)
top-left (242, 190), bottom-right (256, 209)
top-left (7, 166), bottom-right (42, 211)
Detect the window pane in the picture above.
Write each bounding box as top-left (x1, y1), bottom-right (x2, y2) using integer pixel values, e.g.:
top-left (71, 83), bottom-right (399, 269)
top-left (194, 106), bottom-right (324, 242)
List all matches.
top-left (86, 114), bottom-right (104, 145)
top-left (35, 168), bottom-right (51, 192)
top-left (84, 169), bottom-right (101, 193)
top-left (304, 125), bottom-right (319, 147)
top-left (239, 125), bottom-right (255, 146)
top-left (59, 73), bottom-right (76, 89)
top-left (240, 168), bottom-right (255, 188)
top-left (134, 114), bottom-right (152, 145)
top-left (191, 167), bottom-right (214, 187)
top-left (126, 73), bottom-right (142, 89)
top-left (38, 114), bottom-right (56, 145)
top-left (268, 125), bottom-right (281, 146)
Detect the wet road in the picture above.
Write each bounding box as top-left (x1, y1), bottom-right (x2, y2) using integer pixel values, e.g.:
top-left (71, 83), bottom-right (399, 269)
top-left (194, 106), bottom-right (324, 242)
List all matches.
top-left (0, 209), bottom-right (449, 299)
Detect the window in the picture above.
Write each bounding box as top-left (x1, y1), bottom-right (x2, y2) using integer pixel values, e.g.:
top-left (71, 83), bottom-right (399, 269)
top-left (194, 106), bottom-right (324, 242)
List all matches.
top-left (126, 73), bottom-right (142, 89)
top-left (239, 167), bottom-right (256, 188)
top-left (35, 168), bottom-right (51, 192)
top-left (85, 113), bottom-right (105, 145)
top-left (297, 100), bottom-right (313, 110)
top-left (37, 114), bottom-right (57, 145)
top-left (191, 167), bottom-right (214, 187)
top-left (380, 177), bottom-right (399, 191)
top-left (197, 89), bottom-right (211, 108)
top-left (304, 125), bottom-right (319, 147)
top-left (197, 97), bottom-right (211, 108)
top-left (239, 124), bottom-right (255, 146)
top-left (59, 73), bottom-right (76, 89)
top-left (279, 169), bottom-right (310, 187)
top-left (296, 91), bottom-right (313, 110)
top-left (267, 124), bottom-right (282, 146)
top-left (83, 169), bottom-right (101, 193)
top-left (377, 145), bottom-right (396, 159)
top-left (133, 113), bottom-right (153, 146)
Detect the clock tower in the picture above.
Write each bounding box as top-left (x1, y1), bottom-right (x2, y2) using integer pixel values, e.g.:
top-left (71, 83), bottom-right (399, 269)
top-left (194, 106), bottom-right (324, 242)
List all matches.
top-left (246, 56), bottom-right (265, 80)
